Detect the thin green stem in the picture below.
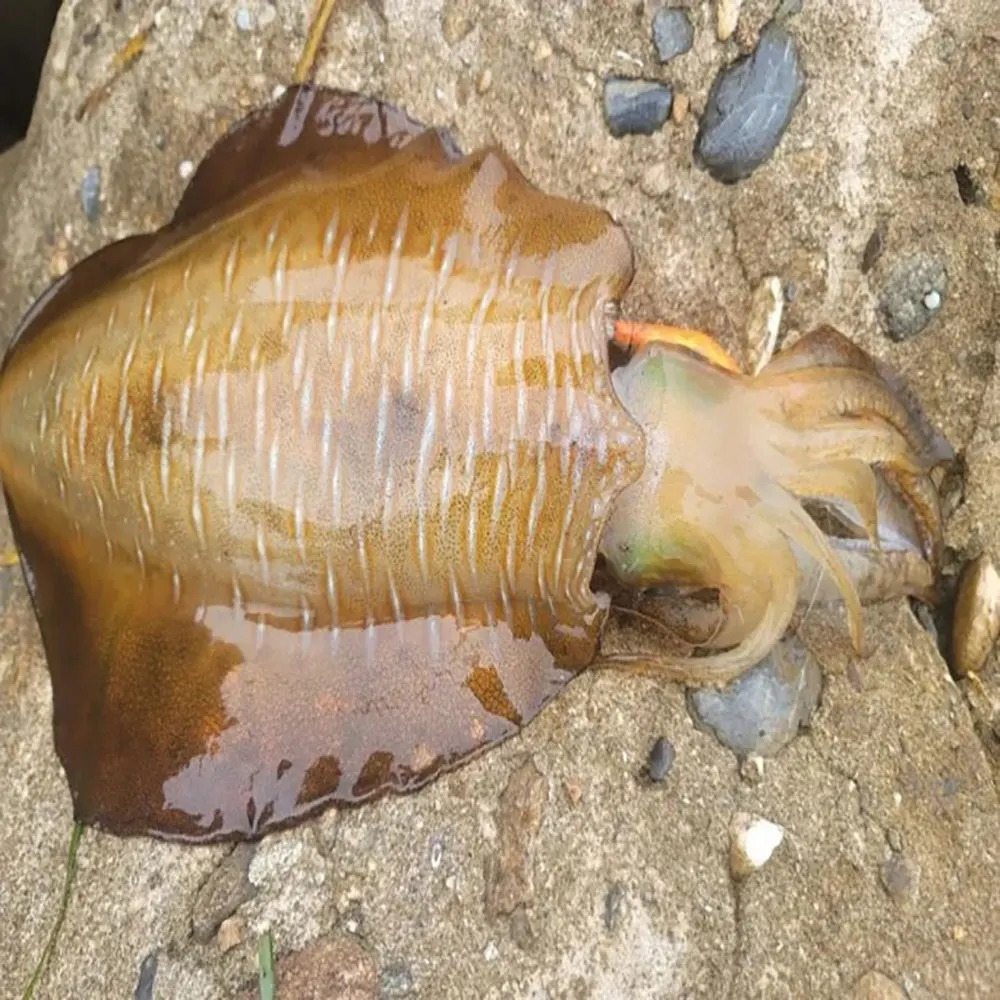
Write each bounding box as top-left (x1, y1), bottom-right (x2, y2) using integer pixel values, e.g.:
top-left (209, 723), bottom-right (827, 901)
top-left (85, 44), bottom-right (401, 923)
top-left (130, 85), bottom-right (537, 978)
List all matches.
top-left (258, 929), bottom-right (276, 1000)
top-left (22, 821), bottom-right (84, 1000)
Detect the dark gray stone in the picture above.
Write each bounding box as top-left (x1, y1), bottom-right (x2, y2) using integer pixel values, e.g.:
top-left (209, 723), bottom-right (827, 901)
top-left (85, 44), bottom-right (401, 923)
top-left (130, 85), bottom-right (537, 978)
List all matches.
top-left (80, 165), bottom-right (101, 222)
top-left (133, 952), bottom-right (158, 1000)
top-left (604, 882), bottom-right (627, 931)
top-left (603, 78), bottom-right (673, 137)
top-left (645, 736), bottom-right (676, 781)
top-left (379, 961), bottom-right (415, 997)
top-left (878, 254), bottom-right (948, 341)
top-left (652, 8), bottom-right (694, 63)
top-left (861, 219), bottom-right (888, 274)
top-left (687, 636), bottom-right (822, 756)
top-left (694, 22), bottom-right (805, 183)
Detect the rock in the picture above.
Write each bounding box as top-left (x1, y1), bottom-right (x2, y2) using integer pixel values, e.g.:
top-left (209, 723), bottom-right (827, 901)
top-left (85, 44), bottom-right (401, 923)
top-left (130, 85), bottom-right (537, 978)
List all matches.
top-left (741, 274), bottom-right (784, 373)
top-left (645, 736), bottom-right (676, 781)
top-left (216, 916), bottom-right (246, 953)
top-left (603, 882), bottom-right (627, 931)
top-left (640, 161), bottom-right (672, 198)
top-left (716, 0), bottom-right (743, 41)
top-left (861, 219), bottom-right (888, 274)
top-left (475, 67), bottom-right (493, 94)
top-left (694, 22), bottom-right (805, 183)
top-left (730, 813), bottom-right (784, 878)
top-left (878, 254), bottom-right (949, 341)
top-left (652, 8), bottom-right (694, 63)
top-left (849, 971), bottom-right (907, 1000)
top-left (429, 834), bottom-right (445, 869)
top-left (441, 0), bottom-right (474, 45)
top-left (237, 935), bottom-right (377, 1000)
top-left (234, 7), bottom-right (254, 32)
top-left (133, 951), bottom-right (158, 1000)
top-left (80, 165), bottom-right (101, 222)
top-left (191, 844), bottom-right (257, 944)
top-left (880, 854), bottom-right (920, 906)
top-left (533, 38), bottom-right (552, 61)
top-left (687, 636), bottom-right (822, 757)
top-left (484, 758), bottom-right (549, 918)
top-left (671, 92), bottom-right (690, 124)
top-left (508, 907), bottom-right (536, 951)
top-left (378, 961), bottom-right (414, 997)
top-left (603, 78), bottom-right (673, 137)
top-left (951, 553), bottom-right (1000, 677)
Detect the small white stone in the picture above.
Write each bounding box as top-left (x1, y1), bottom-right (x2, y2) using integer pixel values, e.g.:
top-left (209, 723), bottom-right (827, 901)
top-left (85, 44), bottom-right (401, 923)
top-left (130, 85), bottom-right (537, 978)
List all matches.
top-left (483, 941), bottom-right (499, 962)
top-left (153, 6), bottom-right (169, 30)
top-left (235, 7), bottom-right (254, 31)
top-left (923, 289), bottom-right (941, 311)
top-left (429, 837), bottom-right (444, 869)
top-left (179, 159), bottom-right (195, 180)
top-left (730, 812), bottom-right (785, 877)
top-left (272, 84), bottom-right (287, 101)
top-left (259, 4), bottom-right (277, 27)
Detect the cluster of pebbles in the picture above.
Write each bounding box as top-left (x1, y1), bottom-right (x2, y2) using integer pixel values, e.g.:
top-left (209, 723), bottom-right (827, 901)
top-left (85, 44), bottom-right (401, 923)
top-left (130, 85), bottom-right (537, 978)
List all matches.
top-left (603, 1), bottom-right (805, 183)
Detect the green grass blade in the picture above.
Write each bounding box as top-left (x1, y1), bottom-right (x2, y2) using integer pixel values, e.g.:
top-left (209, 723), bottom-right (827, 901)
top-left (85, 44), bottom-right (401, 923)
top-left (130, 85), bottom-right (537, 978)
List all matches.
top-left (22, 821), bottom-right (84, 1000)
top-left (258, 929), bottom-right (276, 1000)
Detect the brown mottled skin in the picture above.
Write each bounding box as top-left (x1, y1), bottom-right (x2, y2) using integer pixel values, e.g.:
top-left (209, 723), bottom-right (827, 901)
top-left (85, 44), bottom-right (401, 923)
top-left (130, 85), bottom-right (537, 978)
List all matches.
top-left (0, 88), bottom-right (645, 841)
top-left (0, 87), bottom-right (948, 843)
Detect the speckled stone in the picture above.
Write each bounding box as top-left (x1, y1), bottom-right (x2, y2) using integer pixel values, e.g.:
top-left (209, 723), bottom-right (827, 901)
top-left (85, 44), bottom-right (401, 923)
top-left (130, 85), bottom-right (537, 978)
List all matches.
top-left (878, 254), bottom-right (949, 341)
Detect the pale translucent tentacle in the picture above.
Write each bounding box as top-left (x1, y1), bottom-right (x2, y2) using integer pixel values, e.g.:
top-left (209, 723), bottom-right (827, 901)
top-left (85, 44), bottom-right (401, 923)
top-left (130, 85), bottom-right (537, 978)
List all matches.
top-left (780, 458), bottom-right (880, 547)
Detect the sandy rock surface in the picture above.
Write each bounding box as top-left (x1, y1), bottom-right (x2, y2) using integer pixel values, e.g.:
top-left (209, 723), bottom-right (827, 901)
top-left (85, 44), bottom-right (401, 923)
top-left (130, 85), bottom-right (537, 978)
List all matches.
top-left (1, 1), bottom-right (999, 998)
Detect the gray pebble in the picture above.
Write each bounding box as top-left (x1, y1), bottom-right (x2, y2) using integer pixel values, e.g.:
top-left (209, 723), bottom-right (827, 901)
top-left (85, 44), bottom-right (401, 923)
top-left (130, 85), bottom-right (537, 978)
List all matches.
top-left (687, 635), bottom-right (821, 756)
top-left (604, 882), bottom-right (627, 931)
top-left (234, 7), bottom-right (254, 31)
top-left (80, 166), bottom-right (101, 222)
top-left (878, 254), bottom-right (948, 341)
top-left (603, 78), bottom-right (673, 138)
top-left (645, 736), bottom-right (676, 781)
top-left (880, 854), bottom-right (920, 905)
top-left (652, 8), bottom-right (694, 63)
top-left (379, 961), bottom-right (415, 997)
top-left (861, 219), bottom-right (888, 274)
top-left (694, 22), bottom-right (805, 183)
top-left (133, 952), bottom-right (158, 1000)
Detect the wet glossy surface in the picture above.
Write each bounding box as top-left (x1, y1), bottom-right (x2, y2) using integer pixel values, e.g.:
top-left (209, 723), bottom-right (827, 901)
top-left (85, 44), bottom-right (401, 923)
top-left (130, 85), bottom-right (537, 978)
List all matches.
top-left (0, 86), bottom-right (645, 842)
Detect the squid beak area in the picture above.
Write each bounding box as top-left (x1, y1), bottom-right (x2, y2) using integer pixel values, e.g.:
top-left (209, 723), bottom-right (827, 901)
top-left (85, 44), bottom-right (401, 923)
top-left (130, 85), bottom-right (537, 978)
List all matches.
top-left (599, 330), bottom-right (946, 685)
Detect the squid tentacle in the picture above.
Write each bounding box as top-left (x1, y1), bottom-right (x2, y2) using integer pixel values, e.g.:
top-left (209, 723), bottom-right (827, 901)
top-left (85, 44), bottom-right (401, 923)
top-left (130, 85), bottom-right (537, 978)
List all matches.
top-left (600, 326), bottom-right (948, 687)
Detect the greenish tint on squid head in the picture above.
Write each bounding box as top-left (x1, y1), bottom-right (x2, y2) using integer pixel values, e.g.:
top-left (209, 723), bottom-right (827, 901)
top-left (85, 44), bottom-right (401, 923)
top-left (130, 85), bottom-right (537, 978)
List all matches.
top-left (598, 340), bottom-right (875, 666)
